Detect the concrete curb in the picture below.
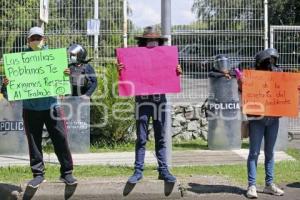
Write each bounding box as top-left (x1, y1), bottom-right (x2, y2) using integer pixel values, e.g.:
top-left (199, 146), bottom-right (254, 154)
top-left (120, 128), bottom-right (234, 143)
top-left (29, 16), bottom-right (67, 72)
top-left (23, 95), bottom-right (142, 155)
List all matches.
top-left (0, 150), bottom-right (294, 167)
top-left (0, 180), bottom-right (183, 200)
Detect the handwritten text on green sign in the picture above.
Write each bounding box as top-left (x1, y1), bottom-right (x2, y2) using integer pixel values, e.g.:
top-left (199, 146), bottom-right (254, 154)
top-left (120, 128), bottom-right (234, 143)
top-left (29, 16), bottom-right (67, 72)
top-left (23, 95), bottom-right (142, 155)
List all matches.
top-left (4, 48), bottom-right (71, 100)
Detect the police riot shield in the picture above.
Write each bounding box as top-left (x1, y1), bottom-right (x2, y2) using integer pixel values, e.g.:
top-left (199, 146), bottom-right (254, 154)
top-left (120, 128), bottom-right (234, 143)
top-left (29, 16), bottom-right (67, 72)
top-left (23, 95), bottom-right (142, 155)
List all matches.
top-left (60, 96), bottom-right (90, 153)
top-left (207, 73), bottom-right (242, 150)
top-left (0, 99), bottom-right (28, 154)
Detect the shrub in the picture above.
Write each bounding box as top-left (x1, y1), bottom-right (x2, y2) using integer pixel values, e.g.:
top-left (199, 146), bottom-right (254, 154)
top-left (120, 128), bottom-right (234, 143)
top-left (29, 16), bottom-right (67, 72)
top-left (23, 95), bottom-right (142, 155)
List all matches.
top-left (90, 62), bottom-right (135, 145)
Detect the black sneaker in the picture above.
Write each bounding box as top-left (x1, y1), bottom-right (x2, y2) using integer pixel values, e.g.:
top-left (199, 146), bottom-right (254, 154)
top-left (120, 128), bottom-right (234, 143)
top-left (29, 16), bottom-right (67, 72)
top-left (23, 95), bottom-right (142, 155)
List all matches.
top-left (27, 176), bottom-right (46, 189)
top-left (60, 174), bottom-right (78, 185)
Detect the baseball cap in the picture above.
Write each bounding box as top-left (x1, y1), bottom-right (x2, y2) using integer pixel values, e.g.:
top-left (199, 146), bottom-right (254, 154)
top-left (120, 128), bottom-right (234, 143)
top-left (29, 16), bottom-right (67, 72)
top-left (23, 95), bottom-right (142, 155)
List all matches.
top-left (27, 27), bottom-right (44, 39)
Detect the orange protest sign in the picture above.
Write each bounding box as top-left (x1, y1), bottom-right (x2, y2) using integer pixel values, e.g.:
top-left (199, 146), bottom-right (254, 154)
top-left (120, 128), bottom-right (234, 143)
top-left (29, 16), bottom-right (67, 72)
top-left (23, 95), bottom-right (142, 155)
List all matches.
top-left (242, 70), bottom-right (300, 117)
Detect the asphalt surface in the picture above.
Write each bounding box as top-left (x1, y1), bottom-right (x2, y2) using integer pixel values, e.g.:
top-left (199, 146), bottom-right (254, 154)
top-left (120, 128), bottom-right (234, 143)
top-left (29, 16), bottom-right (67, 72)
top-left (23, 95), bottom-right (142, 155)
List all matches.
top-left (1, 176), bottom-right (299, 200)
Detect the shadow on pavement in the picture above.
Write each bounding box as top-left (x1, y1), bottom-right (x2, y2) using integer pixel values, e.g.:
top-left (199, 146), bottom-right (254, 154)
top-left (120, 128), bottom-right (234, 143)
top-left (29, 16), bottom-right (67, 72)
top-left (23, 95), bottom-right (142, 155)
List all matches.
top-left (187, 183), bottom-right (246, 195)
top-left (23, 186), bottom-right (38, 200)
top-left (64, 184), bottom-right (78, 199)
top-left (0, 183), bottom-right (21, 200)
top-left (123, 182), bottom-right (136, 196)
top-left (287, 182), bottom-right (300, 188)
top-left (164, 181), bottom-right (175, 196)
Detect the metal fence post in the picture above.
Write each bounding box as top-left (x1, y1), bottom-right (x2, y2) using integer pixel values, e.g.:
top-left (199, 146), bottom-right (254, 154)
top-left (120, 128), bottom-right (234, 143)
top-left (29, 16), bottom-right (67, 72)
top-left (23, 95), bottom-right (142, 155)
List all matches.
top-left (94, 0), bottom-right (99, 60)
top-left (270, 26), bottom-right (274, 48)
top-left (264, 0), bottom-right (269, 49)
top-left (123, 0), bottom-right (128, 48)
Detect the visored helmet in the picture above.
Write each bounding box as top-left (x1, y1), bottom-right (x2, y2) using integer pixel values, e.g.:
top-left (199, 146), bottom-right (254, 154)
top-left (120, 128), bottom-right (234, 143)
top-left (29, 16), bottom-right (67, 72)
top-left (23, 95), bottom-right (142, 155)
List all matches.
top-left (213, 54), bottom-right (232, 72)
top-left (265, 48), bottom-right (279, 65)
top-left (255, 50), bottom-right (270, 66)
top-left (265, 48), bottom-right (279, 59)
top-left (255, 48), bottom-right (279, 69)
top-left (68, 44), bottom-right (87, 63)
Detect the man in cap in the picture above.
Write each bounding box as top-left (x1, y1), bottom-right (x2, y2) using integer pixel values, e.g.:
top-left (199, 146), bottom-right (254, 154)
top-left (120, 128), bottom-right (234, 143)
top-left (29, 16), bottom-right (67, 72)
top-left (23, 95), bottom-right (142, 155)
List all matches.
top-left (2, 26), bottom-right (77, 188)
top-left (118, 26), bottom-right (182, 184)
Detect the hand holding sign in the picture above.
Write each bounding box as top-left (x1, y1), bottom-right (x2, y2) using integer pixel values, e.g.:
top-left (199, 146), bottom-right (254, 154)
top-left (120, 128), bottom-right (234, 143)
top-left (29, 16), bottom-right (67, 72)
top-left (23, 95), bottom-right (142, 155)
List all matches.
top-left (2, 77), bottom-right (9, 86)
top-left (3, 48), bottom-right (71, 101)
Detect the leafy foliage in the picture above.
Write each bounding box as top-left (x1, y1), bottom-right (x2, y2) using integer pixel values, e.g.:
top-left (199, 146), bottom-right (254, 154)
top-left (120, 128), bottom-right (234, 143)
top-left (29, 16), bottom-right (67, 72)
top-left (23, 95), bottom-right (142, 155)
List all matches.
top-left (90, 63), bottom-right (135, 145)
top-left (269, 0), bottom-right (300, 25)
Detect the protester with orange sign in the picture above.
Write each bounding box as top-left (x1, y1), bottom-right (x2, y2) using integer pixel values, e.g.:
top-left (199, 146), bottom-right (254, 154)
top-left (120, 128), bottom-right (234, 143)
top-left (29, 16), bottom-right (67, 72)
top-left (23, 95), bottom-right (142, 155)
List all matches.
top-left (244, 48), bottom-right (285, 198)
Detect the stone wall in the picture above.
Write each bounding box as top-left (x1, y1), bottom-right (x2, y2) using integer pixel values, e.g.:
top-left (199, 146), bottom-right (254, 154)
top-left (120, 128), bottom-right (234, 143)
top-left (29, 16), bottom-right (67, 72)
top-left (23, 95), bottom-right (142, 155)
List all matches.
top-left (146, 104), bottom-right (208, 141)
top-left (171, 105), bottom-right (208, 141)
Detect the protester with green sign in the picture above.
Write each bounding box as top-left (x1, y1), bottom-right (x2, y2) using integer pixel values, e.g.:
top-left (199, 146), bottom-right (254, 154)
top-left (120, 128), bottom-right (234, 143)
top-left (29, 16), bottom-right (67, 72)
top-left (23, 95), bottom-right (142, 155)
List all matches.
top-left (1, 26), bottom-right (77, 188)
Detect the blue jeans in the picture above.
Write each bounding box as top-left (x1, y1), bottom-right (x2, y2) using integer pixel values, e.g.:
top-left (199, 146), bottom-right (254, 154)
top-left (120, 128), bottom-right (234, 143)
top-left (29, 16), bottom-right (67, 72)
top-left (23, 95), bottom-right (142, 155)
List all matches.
top-left (247, 117), bottom-right (279, 186)
top-left (134, 96), bottom-right (168, 172)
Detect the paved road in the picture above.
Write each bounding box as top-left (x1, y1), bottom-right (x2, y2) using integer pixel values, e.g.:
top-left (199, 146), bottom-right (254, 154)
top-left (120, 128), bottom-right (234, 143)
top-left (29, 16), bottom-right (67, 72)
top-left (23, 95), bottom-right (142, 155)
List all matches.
top-left (184, 183), bottom-right (300, 200)
top-left (1, 176), bottom-right (299, 200)
top-left (288, 139), bottom-right (300, 150)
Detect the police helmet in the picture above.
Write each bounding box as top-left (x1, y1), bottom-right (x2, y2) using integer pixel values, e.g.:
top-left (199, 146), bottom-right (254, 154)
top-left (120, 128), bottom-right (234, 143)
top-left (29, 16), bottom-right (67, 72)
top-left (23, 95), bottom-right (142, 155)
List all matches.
top-left (213, 54), bottom-right (232, 72)
top-left (68, 44), bottom-right (87, 63)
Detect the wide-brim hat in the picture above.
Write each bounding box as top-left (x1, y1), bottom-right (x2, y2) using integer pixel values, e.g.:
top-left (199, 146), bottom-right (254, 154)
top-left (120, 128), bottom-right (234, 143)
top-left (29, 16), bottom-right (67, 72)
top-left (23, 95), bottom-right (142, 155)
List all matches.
top-left (134, 26), bottom-right (168, 41)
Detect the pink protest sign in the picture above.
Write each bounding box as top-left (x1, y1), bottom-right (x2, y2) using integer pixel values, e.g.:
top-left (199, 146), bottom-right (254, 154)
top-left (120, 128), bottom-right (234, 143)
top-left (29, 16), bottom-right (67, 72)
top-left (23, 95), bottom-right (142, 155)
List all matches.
top-left (116, 46), bottom-right (181, 96)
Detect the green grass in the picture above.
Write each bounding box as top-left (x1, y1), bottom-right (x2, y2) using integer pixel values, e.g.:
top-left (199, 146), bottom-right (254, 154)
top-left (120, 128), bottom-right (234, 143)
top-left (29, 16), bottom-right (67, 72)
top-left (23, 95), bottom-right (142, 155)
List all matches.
top-left (286, 148), bottom-right (300, 160)
top-left (89, 138), bottom-right (251, 152)
top-left (44, 138), bottom-right (251, 153)
top-left (89, 139), bottom-right (209, 153)
top-left (1, 148), bottom-right (299, 185)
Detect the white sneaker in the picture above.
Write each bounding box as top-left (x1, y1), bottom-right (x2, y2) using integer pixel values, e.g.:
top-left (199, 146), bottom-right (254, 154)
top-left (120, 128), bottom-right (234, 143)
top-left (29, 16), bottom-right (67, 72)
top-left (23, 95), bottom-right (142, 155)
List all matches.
top-left (246, 185), bottom-right (258, 199)
top-left (263, 183), bottom-right (284, 196)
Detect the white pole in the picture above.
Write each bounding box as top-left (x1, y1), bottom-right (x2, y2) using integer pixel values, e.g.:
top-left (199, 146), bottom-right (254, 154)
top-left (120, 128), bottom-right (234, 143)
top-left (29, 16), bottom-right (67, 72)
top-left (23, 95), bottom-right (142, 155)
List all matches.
top-left (161, 0), bottom-right (172, 46)
top-left (161, 0), bottom-right (172, 167)
top-left (270, 26), bottom-right (274, 48)
top-left (123, 0), bottom-right (128, 48)
top-left (264, 0), bottom-right (269, 49)
top-left (94, 0), bottom-right (99, 59)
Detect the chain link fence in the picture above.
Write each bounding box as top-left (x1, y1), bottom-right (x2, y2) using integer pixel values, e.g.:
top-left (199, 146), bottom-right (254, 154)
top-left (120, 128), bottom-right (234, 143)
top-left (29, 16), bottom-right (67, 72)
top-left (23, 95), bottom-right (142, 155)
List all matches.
top-left (270, 26), bottom-right (300, 132)
top-left (0, 0), bottom-right (266, 95)
top-left (1, 0), bottom-right (300, 132)
top-left (171, 0), bottom-right (266, 103)
top-left (0, 0), bottom-right (124, 71)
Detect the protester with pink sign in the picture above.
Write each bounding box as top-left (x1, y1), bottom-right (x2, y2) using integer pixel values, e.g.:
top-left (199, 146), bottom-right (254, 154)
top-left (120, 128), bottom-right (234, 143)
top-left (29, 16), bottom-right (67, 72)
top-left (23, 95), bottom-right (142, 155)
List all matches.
top-left (116, 46), bottom-right (181, 96)
top-left (117, 26), bottom-right (182, 184)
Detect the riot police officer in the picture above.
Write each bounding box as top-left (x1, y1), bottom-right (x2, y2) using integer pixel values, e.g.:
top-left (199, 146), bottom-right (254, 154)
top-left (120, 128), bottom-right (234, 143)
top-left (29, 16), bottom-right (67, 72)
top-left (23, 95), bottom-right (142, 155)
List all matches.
top-left (64, 44), bottom-right (97, 98)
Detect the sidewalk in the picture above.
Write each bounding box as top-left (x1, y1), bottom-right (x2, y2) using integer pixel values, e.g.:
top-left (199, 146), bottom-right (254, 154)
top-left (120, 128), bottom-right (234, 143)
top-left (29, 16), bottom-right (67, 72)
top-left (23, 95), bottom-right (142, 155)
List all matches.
top-left (0, 176), bottom-right (299, 200)
top-left (0, 149), bottom-right (294, 167)
top-left (0, 150), bottom-right (297, 200)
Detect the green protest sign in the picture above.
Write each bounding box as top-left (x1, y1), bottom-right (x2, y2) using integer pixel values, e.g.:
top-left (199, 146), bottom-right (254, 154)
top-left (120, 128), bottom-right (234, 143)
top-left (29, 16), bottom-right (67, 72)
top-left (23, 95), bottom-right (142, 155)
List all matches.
top-left (3, 48), bottom-right (71, 101)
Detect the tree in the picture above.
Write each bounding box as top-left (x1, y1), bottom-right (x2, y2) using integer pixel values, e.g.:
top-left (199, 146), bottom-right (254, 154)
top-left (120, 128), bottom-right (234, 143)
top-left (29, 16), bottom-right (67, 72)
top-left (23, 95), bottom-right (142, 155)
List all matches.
top-left (0, 0), bottom-right (39, 59)
top-left (191, 0), bottom-right (262, 31)
top-left (0, 0), bottom-right (128, 60)
top-left (188, 0), bottom-right (265, 60)
top-left (269, 0), bottom-right (300, 25)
